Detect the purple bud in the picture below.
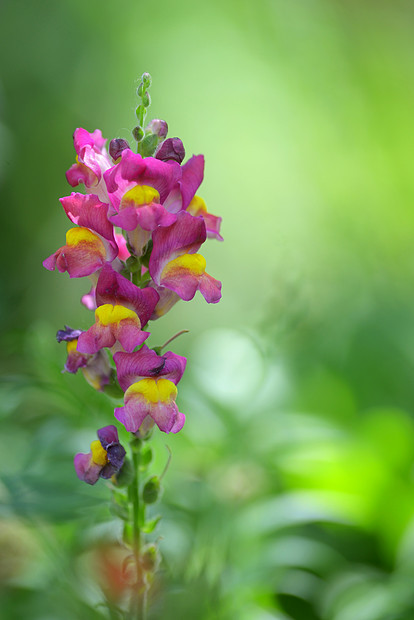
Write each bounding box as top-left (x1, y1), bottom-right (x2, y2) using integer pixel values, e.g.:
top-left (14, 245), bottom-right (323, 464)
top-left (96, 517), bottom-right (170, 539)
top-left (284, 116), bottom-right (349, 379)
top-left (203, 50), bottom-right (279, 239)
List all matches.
top-left (155, 138), bottom-right (185, 164)
top-left (146, 119), bottom-right (168, 139)
top-left (109, 138), bottom-right (130, 161)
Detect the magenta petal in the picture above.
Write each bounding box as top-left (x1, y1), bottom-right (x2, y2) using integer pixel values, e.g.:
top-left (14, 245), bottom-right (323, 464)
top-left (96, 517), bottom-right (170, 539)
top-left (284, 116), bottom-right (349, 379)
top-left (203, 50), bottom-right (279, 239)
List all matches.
top-left (204, 212), bottom-right (223, 241)
top-left (149, 211), bottom-right (206, 285)
top-left (96, 264), bottom-right (159, 326)
top-left (114, 402), bottom-right (148, 433)
top-left (43, 244), bottom-right (106, 278)
top-left (66, 162), bottom-right (97, 188)
top-left (162, 351), bottom-right (187, 385)
top-left (117, 324), bottom-right (150, 353)
top-left (113, 345), bottom-right (186, 392)
top-left (77, 323), bottom-right (116, 354)
top-left (43, 253), bottom-right (58, 271)
top-left (114, 347), bottom-right (165, 391)
top-left (73, 128), bottom-right (106, 153)
top-left (164, 154), bottom-right (204, 213)
top-left (160, 270), bottom-right (199, 301)
top-left (115, 397), bottom-right (183, 434)
top-left (109, 206), bottom-right (140, 231)
top-left (149, 401), bottom-right (182, 433)
top-left (60, 193), bottom-right (117, 258)
top-left (180, 155), bottom-right (205, 209)
top-left (110, 203), bottom-right (176, 232)
top-left (199, 272), bottom-right (222, 303)
top-left (81, 287), bottom-right (97, 311)
top-left (136, 204), bottom-right (177, 231)
top-left (115, 233), bottom-right (130, 261)
top-left (170, 411), bottom-right (186, 433)
top-left (74, 453), bottom-right (101, 485)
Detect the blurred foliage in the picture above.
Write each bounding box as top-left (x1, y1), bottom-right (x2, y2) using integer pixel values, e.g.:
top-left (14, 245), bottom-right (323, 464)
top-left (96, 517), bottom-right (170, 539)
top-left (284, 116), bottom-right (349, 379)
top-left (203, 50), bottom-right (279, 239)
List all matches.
top-left (2, 0), bottom-right (414, 618)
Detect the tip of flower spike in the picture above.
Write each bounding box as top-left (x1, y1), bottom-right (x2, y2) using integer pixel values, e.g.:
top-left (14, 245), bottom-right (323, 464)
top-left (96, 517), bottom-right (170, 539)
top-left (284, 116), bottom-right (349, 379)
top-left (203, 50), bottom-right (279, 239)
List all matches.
top-left (141, 72), bottom-right (152, 88)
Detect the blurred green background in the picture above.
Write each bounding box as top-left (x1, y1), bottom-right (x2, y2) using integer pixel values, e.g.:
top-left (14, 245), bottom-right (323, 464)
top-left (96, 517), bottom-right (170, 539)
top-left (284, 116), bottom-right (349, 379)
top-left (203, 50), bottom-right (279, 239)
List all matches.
top-left (2, 0), bottom-right (414, 618)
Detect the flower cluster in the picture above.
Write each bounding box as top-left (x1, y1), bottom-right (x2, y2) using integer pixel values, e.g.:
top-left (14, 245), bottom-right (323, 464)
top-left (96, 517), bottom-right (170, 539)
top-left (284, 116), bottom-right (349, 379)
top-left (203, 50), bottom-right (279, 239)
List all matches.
top-left (43, 87), bottom-right (222, 484)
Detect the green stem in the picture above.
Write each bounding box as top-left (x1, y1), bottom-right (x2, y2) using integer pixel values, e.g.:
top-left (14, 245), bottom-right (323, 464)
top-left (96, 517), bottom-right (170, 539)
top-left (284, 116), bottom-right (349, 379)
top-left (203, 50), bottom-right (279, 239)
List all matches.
top-left (129, 440), bottom-right (147, 620)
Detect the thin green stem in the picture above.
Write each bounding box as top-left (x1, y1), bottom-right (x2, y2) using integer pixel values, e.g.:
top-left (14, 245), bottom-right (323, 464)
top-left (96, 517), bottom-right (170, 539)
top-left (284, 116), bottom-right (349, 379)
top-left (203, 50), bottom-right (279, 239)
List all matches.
top-left (129, 440), bottom-right (146, 620)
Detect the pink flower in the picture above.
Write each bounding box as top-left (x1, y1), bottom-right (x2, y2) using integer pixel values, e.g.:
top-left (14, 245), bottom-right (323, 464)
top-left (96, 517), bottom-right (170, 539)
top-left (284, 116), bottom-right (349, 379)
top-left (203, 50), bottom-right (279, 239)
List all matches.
top-left (149, 211), bottom-right (221, 304)
top-left (43, 193), bottom-right (118, 278)
top-left (113, 345), bottom-right (186, 434)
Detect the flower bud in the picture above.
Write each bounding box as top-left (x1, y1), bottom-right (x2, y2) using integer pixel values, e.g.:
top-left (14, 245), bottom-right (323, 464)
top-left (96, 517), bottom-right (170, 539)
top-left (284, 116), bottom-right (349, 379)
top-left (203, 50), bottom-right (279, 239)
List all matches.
top-left (135, 104), bottom-right (146, 122)
top-left (109, 138), bottom-right (130, 161)
top-left (142, 72), bottom-right (152, 88)
top-left (137, 82), bottom-right (144, 97)
top-left (140, 133), bottom-right (158, 157)
top-left (141, 91), bottom-right (151, 107)
top-left (132, 125), bottom-right (144, 142)
top-left (142, 475), bottom-right (161, 504)
top-left (146, 119), bottom-right (168, 139)
top-left (141, 543), bottom-right (160, 573)
top-left (155, 137), bottom-right (185, 164)
top-left (140, 445), bottom-right (153, 469)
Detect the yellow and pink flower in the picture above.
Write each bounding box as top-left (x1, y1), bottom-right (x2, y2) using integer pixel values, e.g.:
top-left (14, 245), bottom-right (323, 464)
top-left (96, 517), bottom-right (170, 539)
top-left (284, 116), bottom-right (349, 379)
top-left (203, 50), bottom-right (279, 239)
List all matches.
top-left (43, 193), bottom-right (118, 278)
top-left (149, 211), bottom-right (221, 304)
top-left (113, 345), bottom-right (186, 434)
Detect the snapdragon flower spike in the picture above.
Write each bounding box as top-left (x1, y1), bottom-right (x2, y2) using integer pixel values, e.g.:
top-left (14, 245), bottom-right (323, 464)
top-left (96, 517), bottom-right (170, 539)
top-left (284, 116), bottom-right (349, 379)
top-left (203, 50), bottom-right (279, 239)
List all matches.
top-left (163, 154), bottom-right (204, 213)
top-left (56, 326), bottom-right (112, 391)
top-left (149, 211), bottom-right (222, 303)
top-left (113, 345), bottom-right (186, 434)
top-left (186, 195), bottom-right (223, 241)
top-left (77, 264), bottom-right (159, 354)
top-left (43, 194), bottom-right (118, 278)
top-left (66, 128), bottom-right (112, 202)
top-left (74, 425), bottom-right (126, 485)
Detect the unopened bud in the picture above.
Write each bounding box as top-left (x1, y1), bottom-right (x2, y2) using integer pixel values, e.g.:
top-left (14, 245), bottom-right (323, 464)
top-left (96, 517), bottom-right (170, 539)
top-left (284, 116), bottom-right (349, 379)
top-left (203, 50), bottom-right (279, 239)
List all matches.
top-left (137, 82), bottom-right (144, 97)
top-left (140, 133), bottom-right (158, 157)
top-left (141, 91), bottom-right (151, 107)
top-left (109, 138), bottom-right (130, 160)
top-left (135, 104), bottom-right (147, 124)
top-left (142, 475), bottom-right (161, 504)
top-left (142, 72), bottom-right (152, 88)
top-left (141, 544), bottom-right (159, 572)
top-left (146, 119), bottom-right (168, 139)
top-left (132, 125), bottom-right (144, 142)
top-left (155, 137), bottom-right (185, 164)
